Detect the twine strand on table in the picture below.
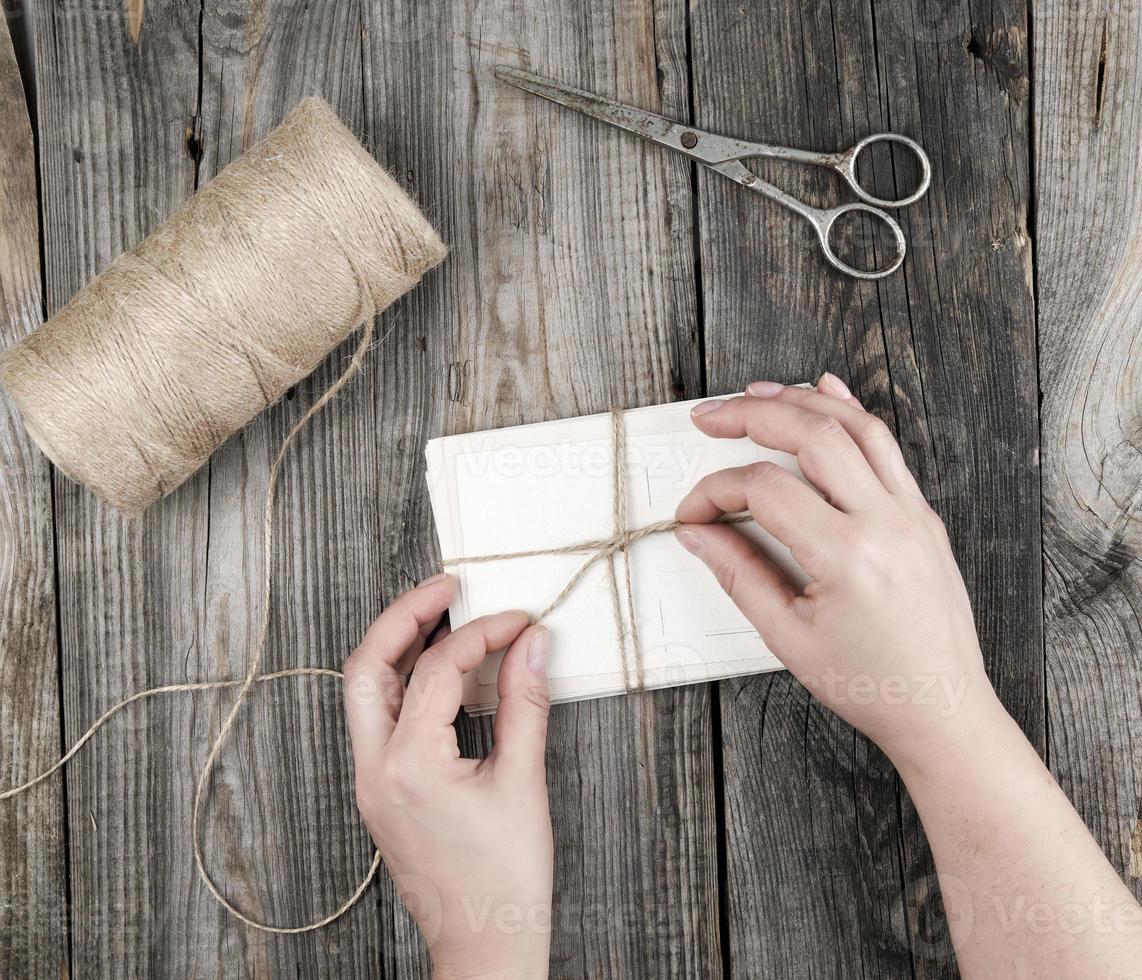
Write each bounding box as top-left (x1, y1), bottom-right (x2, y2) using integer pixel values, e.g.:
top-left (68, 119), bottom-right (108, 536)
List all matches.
top-left (2, 389), bottom-right (748, 933)
top-left (188, 312), bottom-right (387, 934)
top-left (1, 319), bottom-right (389, 934)
top-left (0, 97), bottom-right (451, 934)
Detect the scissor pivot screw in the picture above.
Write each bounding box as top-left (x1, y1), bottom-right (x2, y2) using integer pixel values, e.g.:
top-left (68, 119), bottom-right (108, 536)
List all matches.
top-left (680, 131), bottom-right (698, 148)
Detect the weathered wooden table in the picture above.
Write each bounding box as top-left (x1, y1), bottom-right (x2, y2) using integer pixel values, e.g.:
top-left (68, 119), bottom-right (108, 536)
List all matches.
top-left (1, 1), bottom-right (1138, 977)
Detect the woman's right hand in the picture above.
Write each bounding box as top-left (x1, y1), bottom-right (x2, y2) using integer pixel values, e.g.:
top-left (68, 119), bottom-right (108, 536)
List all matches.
top-left (674, 375), bottom-right (1002, 765)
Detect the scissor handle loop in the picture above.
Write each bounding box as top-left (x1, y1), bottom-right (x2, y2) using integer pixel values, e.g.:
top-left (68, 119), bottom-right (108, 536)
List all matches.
top-left (814, 203), bottom-right (907, 280)
top-left (836, 133), bottom-right (932, 209)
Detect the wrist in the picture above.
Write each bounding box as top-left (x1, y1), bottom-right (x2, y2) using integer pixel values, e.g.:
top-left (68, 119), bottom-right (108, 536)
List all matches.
top-left (879, 677), bottom-right (1012, 783)
top-left (433, 952), bottom-right (549, 980)
top-left (431, 933), bottom-right (550, 980)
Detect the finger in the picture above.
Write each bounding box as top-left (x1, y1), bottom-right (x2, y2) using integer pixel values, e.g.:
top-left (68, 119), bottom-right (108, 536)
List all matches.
top-left (688, 395), bottom-right (886, 511)
top-left (675, 523), bottom-right (803, 652)
top-left (394, 610), bottom-right (530, 751)
top-left (815, 372), bottom-right (864, 409)
top-left (675, 461), bottom-right (843, 576)
top-left (343, 574), bottom-right (455, 774)
top-left (752, 381), bottom-right (922, 496)
top-left (488, 625), bottom-right (551, 777)
top-left (357, 573), bottom-right (453, 673)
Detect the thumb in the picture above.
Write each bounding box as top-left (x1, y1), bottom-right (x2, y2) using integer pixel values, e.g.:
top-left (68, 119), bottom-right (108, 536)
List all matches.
top-left (490, 625), bottom-right (551, 776)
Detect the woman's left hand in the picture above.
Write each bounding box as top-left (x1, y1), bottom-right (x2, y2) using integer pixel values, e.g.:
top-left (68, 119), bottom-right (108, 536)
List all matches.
top-left (344, 574), bottom-right (553, 980)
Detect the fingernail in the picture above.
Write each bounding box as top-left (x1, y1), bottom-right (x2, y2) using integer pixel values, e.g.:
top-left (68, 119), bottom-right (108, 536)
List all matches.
top-left (746, 381), bottom-right (784, 398)
top-left (417, 571), bottom-right (449, 588)
top-left (819, 372), bottom-right (852, 399)
top-left (527, 628), bottom-right (551, 673)
top-left (691, 399), bottom-right (725, 417)
top-left (675, 528), bottom-right (705, 557)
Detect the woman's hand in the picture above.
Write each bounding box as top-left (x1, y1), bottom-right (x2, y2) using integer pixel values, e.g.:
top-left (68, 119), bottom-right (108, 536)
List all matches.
top-left (344, 574), bottom-right (553, 980)
top-left (679, 376), bottom-right (1142, 979)
top-left (674, 375), bottom-right (1001, 765)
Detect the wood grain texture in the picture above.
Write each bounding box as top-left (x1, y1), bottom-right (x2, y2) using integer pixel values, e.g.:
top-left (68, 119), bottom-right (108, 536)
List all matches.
top-left (1035, 0), bottom-right (1142, 901)
top-left (35, 0), bottom-right (412, 975)
top-left (190, 0), bottom-right (398, 974)
top-left (0, 11), bottom-right (68, 978)
top-left (362, 0), bottom-right (719, 976)
top-left (34, 2), bottom-right (208, 975)
top-left (690, 0), bottom-right (1040, 976)
top-left (21, 0), bottom-right (1142, 976)
top-left (32, 0), bottom-right (718, 974)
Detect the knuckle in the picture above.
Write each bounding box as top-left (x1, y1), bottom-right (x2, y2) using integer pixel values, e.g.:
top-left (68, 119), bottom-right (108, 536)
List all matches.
top-left (920, 503), bottom-right (950, 536)
top-left (915, 498), bottom-right (943, 523)
top-left (745, 460), bottom-right (786, 496)
top-left (881, 503), bottom-right (918, 539)
top-left (713, 558), bottom-right (738, 597)
top-left (379, 752), bottom-right (407, 785)
top-left (412, 647), bottom-right (446, 675)
top-left (342, 648), bottom-right (365, 681)
top-left (522, 684), bottom-right (550, 717)
top-left (857, 414), bottom-right (894, 445)
top-left (466, 613), bottom-right (509, 644)
top-left (378, 752), bottom-right (422, 802)
top-left (342, 650), bottom-right (380, 705)
top-left (839, 523), bottom-right (886, 568)
top-left (805, 414), bottom-right (847, 446)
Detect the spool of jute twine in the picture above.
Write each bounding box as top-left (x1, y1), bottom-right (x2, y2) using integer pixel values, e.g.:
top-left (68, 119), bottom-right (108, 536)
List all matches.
top-left (0, 97), bottom-right (445, 933)
top-left (0, 96), bottom-right (446, 515)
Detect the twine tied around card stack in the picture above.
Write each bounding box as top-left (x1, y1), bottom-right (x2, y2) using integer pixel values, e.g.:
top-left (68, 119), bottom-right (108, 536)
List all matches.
top-left (440, 409), bottom-right (751, 690)
top-left (0, 97), bottom-right (446, 933)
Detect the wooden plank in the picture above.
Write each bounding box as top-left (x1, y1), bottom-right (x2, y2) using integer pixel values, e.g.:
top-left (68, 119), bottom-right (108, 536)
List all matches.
top-left (34, 2), bottom-right (207, 975)
top-left (690, 1), bottom-right (1040, 975)
top-left (0, 12), bottom-right (68, 978)
top-left (1035, 1), bottom-right (1142, 900)
top-left (38, 0), bottom-right (404, 974)
top-left (362, 0), bottom-right (720, 975)
top-left (190, 0), bottom-right (397, 974)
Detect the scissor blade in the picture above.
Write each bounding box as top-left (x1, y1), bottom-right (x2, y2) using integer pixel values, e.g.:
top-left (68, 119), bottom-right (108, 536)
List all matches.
top-left (494, 65), bottom-right (711, 159)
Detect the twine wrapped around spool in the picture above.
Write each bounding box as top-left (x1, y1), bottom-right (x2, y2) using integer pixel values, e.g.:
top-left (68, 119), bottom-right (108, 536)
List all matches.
top-left (0, 97), bottom-right (446, 934)
top-left (0, 97), bottom-right (446, 515)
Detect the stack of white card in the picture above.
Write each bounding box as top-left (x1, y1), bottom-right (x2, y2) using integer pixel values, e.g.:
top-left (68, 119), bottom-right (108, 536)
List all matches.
top-left (425, 395), bottom-right (809, 714)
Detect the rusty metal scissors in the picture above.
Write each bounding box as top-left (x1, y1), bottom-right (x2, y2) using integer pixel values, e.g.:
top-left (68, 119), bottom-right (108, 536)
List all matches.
top-left (495, 66), bottom-right (931, 280)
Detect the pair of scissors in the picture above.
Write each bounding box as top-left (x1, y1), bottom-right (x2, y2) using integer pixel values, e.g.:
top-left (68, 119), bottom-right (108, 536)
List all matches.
top-left (495, 66), bottom-right (931, 280)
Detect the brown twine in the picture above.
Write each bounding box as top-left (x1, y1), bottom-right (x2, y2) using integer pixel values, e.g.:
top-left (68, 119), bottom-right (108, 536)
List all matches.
top-left (0, 99), bottom-right (443, 934)
top-left (440, 408), bottom-right (752, 691)
top-left (0, 99), bottom-right (748, 931)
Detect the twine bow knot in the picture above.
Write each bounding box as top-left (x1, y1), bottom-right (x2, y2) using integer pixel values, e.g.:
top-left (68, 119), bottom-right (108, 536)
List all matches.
top-left (441, 408), bottom-right (750, 690)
